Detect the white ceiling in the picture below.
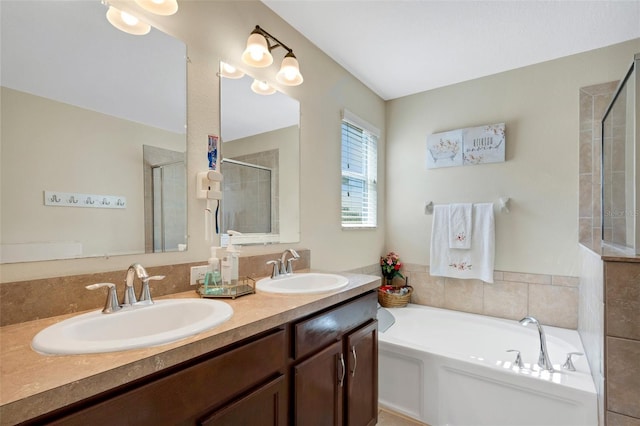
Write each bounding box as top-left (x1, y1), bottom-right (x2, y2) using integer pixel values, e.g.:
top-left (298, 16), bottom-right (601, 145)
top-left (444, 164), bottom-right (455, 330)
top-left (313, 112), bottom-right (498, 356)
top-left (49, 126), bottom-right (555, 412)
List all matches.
top-left (262, 0), bottom-right (640, 100)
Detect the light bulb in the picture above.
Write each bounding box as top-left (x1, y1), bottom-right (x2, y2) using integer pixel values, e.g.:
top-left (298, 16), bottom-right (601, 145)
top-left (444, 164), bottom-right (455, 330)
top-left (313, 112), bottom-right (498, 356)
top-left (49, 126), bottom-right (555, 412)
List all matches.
top-left (249, 48), bottom-right (263, 62)
top-left (106, 6), bottom-right (150, 35)
top-left (219, 62), bottom-right (245, 79)
top-left (276, 53), bottom-right (303, 86)
top-left (250, 79), bottom-right (275, 95)
top-left (242, 32), bottom-right (273, 67)
top-left (120, 11), bottom-right (139, 26)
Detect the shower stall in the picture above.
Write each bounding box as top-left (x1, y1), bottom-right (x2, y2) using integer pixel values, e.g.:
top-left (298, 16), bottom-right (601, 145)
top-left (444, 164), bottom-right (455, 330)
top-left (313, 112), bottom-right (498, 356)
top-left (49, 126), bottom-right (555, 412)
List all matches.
top-left (601, 53), bottom-right (639, 253)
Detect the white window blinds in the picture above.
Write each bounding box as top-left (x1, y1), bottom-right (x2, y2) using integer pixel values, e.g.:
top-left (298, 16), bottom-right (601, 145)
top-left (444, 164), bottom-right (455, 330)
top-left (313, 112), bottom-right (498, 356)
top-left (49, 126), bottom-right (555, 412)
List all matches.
top-left (341, 110), bottom-right (378, 228)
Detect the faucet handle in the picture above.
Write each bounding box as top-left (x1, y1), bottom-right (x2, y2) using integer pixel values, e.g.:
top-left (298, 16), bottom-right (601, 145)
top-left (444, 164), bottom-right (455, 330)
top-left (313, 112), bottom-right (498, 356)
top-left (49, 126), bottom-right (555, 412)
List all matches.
top-left (138, 275), bottom-right (164, 305)
top-left (285, 257), bottom-right (299, 274)
top-left (86, 283), bottom-right (122, 314)
top-left (506, 349), bottom-right (525, 369)
top-left (266, 260), bottom-right (281, 279)
top-left (562, 352), bottom-right (584, 371)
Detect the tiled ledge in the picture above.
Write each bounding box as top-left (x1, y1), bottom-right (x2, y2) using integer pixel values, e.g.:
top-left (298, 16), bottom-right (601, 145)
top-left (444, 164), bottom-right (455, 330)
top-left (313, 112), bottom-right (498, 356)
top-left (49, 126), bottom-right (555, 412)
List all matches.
top-left (0, 250), bottom-right (310, 326)
top-left (393, 263), bottom-right (579, 329)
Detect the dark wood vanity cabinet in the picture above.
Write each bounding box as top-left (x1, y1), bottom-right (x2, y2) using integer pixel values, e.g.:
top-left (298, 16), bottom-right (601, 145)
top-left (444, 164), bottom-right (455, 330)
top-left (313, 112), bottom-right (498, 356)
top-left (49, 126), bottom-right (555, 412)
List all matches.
top-left (292, 291), bottom-right (378, 426)
top-left (26, 291), bottom-right (378, 426)
top-left (34, 329), bottom-right (289, 426)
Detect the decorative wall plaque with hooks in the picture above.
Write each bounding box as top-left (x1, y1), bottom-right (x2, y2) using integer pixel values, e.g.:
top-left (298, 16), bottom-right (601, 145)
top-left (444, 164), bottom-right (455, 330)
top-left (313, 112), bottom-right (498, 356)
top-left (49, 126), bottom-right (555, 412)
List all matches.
top-left (44, 191), bottom-right (127, 209)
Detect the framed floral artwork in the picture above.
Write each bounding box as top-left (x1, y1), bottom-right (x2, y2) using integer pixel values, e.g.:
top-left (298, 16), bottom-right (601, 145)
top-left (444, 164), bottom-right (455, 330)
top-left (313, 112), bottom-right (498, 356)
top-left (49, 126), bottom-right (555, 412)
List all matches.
top-left (426, 123), bottom-right (505, 169)
top-left (426, 130), bottom-right (463, 168)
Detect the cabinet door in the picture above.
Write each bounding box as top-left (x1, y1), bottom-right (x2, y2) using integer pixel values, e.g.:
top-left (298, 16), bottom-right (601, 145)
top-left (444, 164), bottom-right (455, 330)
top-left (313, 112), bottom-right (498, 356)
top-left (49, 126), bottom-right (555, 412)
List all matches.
top-left (346, 321), bottom-right (378, 426)
top-left (293, 340), bottom-right (344, 426)
top-left (200, 375), bottom-right (287, 426)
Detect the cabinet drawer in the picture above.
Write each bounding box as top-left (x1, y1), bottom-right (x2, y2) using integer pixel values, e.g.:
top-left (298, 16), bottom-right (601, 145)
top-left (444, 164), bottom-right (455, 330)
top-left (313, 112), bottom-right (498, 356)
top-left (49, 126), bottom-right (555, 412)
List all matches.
top-left (46, 328), bottom-right (287, 425)
top-left (200, 375), bottom-right (287, 426)
top-left (294, 291), bottom-right (377, 359)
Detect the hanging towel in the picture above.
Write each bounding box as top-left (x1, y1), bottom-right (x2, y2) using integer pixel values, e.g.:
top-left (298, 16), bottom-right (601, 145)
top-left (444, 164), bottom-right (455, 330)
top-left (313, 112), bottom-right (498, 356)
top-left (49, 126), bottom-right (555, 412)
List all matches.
top-left (448, 203), bottom-right (472, 249)
top-left (430, 203), bottom-right (495, 283)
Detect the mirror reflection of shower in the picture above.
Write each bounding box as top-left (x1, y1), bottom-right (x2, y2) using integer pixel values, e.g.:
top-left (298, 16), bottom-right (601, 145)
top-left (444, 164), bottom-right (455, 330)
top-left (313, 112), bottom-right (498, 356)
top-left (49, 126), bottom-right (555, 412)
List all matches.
top-left (221, 153), bottom-right (278, 235)
top-left (143, 145), bottom-right (187, 253)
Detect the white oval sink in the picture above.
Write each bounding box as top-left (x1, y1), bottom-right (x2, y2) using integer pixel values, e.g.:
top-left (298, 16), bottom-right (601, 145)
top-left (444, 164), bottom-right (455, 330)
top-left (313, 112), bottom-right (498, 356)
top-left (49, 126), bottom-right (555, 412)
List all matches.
top-left (32, 299), bottom-right (233, 355)
top-left (256, 273), bottom-right (349, 295)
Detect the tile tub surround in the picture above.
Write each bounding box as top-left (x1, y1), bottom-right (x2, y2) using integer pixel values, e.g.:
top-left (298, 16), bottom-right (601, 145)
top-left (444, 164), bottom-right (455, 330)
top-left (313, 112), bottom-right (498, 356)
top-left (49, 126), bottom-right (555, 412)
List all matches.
top-left (579, 81), bottom-right (618, 249)
top-left (401, 263), bottom-right (579, 329)
top-left (0, 249), bottom-right (310, 326)
top-left (0, 272), bottom-right (379, 424)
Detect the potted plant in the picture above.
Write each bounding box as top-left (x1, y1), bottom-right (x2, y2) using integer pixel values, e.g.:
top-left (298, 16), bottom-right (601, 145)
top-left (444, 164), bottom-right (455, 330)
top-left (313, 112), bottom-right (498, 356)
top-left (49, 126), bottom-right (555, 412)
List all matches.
top-left (378, 252), bottom-right (412, 308)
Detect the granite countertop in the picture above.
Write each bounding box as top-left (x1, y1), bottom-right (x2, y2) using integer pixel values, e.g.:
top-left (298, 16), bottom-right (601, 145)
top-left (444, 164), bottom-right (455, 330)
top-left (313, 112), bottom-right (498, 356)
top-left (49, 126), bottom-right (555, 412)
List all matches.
top-left (0, 273), bottom-right (380, 425)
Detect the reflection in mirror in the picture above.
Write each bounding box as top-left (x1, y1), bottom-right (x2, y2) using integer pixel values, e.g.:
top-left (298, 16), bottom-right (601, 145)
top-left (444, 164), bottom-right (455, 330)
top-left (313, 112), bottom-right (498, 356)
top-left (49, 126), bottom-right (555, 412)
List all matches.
top-left (0, 1), bottom-right (187, 263)
top-left (220, 64), bottom-right (300, 245)
top-left (601, 56), bottom-right (638, 252)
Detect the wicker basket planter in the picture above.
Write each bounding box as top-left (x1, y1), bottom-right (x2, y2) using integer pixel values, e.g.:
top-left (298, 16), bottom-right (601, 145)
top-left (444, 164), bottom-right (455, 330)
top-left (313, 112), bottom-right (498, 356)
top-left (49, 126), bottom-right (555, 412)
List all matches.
top-left (378, 285), bottom-right (412, 308)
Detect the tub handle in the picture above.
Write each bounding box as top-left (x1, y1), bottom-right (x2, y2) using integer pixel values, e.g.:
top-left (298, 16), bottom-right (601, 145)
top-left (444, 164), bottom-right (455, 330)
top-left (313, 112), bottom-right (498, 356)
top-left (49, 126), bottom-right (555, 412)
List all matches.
top-left (338, 353), bottom-right (346, 387)
top-left (350, 346), bottom-right (358, 377)
top-left (506, 349), bottom-right (525, 369)
top-left (562, 352), bottom-right (584, 371)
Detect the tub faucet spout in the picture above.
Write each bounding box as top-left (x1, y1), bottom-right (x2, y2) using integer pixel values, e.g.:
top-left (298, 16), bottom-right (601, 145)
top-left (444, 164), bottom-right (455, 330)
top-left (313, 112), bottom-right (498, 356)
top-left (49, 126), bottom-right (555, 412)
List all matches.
top-left (519, 316), bottom-right (554, 372)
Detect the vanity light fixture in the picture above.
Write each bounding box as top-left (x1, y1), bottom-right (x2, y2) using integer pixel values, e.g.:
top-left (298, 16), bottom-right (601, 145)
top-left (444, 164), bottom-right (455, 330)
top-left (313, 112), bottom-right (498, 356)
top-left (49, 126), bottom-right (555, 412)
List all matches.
top-left (219, 62), bottom-right (245, 79)
top-left (134, 0), bottom-right (179, 16)
top-left (241, 25), bottom-right (303, 86)
top-left (106, 5), bottom-right (150, 35)
top-left (250, 79), bottom-right (276, 95)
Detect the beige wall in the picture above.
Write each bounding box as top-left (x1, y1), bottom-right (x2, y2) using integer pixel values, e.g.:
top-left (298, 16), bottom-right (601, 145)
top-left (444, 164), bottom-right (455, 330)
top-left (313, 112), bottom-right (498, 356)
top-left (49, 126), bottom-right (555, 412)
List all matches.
top-left (0, 1), bottom-right (385, 282)
top-left (1, 87), bottom-right (183, 259)
top-left (385, 39), bottom-right (640, 277)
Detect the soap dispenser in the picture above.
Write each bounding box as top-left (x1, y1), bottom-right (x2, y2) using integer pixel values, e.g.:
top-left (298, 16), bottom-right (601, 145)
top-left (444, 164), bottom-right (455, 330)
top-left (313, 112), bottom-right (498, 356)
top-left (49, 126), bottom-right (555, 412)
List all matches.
top-left (206, 247), bottom-right (221, 288)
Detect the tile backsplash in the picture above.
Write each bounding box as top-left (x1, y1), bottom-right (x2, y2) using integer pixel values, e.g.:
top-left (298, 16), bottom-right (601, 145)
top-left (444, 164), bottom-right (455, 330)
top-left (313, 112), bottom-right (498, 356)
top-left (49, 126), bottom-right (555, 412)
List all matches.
top-left (0, 249), bottom-right (310, 326)
top-left (397, 263), bottom-right (579, 329)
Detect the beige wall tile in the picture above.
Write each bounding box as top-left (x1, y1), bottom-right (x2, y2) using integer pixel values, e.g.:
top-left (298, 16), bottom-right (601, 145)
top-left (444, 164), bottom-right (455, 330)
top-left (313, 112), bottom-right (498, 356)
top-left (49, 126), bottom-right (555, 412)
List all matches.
top-left (444, 278), bottom-right (483, 314)
top-left (606, 411), bottom-right (640, 426)
top-left (502, 272), bottom-right (551, 285)
top-left (483, 280), bottom-right (528, 320)
top-left (408, 271), bottom-right (445, 308)
top-left (607, 337), bottom-right (640, 418)
top-left (551, 275), bottom-right (579, 287)
top-left (605, 261), bottom-right (640, 340)
top-left (528, 284), bottom-right (578, 328)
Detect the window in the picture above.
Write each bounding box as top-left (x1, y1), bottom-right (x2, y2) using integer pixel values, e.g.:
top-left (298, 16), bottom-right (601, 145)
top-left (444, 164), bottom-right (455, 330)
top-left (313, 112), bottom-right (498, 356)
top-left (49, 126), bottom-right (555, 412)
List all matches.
top-left (341, 110), bottom-right (378, 228)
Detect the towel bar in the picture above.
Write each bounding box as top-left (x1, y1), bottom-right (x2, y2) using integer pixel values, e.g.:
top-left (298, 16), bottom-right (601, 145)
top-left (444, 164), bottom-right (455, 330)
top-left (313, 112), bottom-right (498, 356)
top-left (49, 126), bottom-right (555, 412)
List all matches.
top-left (424, 198), bottom-right (511, 215)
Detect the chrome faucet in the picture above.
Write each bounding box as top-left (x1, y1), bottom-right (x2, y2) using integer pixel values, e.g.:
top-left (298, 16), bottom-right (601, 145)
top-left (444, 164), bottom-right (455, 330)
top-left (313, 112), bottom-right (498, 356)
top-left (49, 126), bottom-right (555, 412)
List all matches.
top-left (519, 316), bottom-right (554, 372)
top-left (86, 263), bottom-right (164, 313)
top-left (123, 263), bottom-right (165, 306)
top-left (124, 263), bottom-right (149, 305)
top-left (279, 249), bottom-right (300, 275)
top-left (266, 249), bottom-right (300, 279)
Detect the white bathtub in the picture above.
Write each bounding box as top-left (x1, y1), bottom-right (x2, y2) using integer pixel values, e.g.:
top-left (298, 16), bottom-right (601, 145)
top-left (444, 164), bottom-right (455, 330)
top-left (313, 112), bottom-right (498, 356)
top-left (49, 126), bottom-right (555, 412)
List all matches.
top-left (378, 304), bottom-right (597, 426)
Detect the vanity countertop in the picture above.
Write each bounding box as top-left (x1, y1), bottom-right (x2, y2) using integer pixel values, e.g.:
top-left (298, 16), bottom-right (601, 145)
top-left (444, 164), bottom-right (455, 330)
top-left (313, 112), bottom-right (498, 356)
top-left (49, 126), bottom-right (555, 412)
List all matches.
top-left (0, 273), bottom-right (380, 425)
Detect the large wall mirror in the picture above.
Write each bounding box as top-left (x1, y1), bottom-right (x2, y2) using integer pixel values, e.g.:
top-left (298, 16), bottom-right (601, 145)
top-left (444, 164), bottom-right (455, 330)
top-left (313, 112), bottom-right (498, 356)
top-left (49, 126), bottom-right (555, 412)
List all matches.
top-left (219, 64), bottom-right (300, 245)
top-left (0, 1), bottom-right (187, 263)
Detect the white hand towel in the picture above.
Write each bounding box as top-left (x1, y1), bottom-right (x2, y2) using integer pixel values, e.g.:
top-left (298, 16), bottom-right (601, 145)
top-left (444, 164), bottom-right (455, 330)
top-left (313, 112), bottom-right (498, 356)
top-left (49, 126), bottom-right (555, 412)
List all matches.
top-left (430, 203), bottom-right (495, 283)
top-left (448, 203), bottom-right (472, 249)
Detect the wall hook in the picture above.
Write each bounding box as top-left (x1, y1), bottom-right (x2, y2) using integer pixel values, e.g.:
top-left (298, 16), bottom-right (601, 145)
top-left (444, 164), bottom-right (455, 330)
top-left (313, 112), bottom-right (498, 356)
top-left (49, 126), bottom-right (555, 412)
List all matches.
top-left (499, 197), bottom-right (511, 213)
top-left (425, 201), bottom-right (434, 215)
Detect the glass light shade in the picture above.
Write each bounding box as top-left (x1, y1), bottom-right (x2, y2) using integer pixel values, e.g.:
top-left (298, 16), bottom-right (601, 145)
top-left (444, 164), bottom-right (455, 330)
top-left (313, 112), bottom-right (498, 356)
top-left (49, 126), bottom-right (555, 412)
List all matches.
top-left (242, 33), bottom-right (273, 68)
top-left (276, 53), bottom-right (303, 86)
top-left (250, 79), bottom-right (276, 95)
top-left (106, 6), bottom-right (150, 35)
top-left (219, 62), bottom-right (245, 79)
top-left (134, 0), bottom-right (178, 16)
